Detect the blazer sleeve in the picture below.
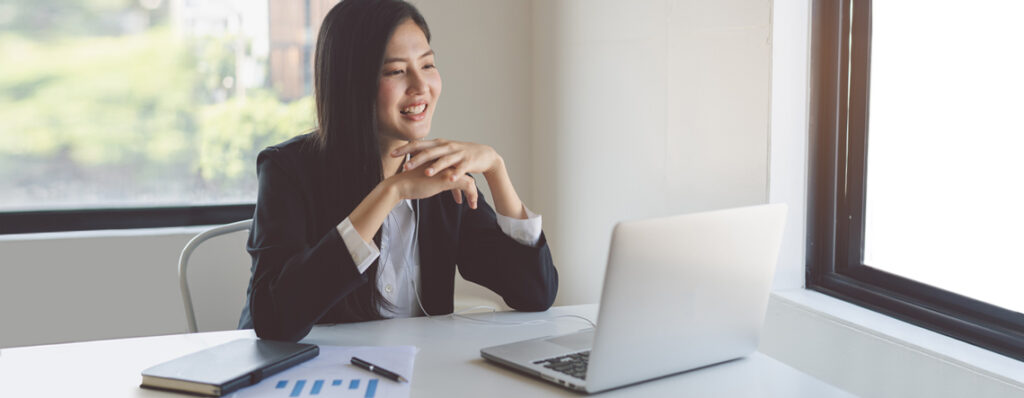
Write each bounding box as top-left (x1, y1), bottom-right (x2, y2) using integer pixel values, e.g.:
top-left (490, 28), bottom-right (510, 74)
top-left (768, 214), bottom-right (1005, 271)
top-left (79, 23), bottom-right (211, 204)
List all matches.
top-left (455, 187), bottom-right (558, 311)
top-left (246, 149), bottom-right (368, 342)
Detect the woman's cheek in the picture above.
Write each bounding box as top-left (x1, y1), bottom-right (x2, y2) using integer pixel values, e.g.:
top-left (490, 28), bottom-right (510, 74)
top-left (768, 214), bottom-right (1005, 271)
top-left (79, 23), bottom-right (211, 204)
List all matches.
top-left (378, 79), bottom-right (400, 106)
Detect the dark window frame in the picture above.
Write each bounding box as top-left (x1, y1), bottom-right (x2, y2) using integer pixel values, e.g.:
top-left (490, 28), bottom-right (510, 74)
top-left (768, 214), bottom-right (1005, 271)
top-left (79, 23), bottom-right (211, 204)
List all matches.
top-left (806, 0), bottom-right (1024, 361)
top-left (0, 205), bottom-right (254, 235)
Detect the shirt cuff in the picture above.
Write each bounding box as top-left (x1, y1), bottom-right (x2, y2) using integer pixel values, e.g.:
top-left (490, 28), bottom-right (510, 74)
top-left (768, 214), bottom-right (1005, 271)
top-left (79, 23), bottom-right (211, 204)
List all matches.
top-left (336, 217), bottom-right (380, 274)
top-left (495, 205), bottom-right (543, 247)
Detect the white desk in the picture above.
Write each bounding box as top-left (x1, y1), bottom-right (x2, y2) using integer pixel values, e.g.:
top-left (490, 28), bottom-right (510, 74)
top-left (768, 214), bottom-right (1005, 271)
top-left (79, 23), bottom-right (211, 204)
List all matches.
top-left (0, 305), bottom-right (852, 397)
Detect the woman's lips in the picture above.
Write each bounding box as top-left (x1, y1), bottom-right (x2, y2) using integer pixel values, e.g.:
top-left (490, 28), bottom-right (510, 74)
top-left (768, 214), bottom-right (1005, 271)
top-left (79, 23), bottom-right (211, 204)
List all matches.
top-left (401, 103), bottom-right (427, 121)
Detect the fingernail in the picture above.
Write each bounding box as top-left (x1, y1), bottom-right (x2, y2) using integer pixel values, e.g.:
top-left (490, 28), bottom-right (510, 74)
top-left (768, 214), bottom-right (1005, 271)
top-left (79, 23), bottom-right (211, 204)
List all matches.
top-left (392, 150), bottom-right (399, 156)
top-left (450, 175), bottom-right (457, 182)
top-left (405, 163), bottom-right (412, 169)
top-left (427, 168), bottom-right (434, 175)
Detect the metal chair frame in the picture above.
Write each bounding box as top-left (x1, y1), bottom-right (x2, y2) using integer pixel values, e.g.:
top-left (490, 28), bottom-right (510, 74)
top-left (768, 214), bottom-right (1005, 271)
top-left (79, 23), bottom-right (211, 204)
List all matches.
top-left (177, 219), bottom-right (252, 333)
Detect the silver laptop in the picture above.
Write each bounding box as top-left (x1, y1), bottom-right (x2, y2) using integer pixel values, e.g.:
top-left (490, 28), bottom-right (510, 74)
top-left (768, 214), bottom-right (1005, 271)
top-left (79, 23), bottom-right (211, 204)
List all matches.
top-left (481, 204), bottom-right (787, 393)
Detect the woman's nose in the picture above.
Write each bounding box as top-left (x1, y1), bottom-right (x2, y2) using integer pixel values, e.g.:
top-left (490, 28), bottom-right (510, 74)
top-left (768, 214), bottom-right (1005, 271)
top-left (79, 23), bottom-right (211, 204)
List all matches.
top-left (406, 70), bottom-right (428, 94)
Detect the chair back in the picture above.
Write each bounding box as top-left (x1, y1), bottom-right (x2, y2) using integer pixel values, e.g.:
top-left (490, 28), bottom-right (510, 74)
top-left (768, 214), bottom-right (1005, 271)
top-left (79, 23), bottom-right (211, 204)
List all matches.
top-left (178, 219), bottom-right (252, 333)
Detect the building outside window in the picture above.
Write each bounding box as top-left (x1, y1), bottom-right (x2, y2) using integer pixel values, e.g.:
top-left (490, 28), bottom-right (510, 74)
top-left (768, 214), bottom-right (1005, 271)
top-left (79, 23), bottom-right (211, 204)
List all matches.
top-left (0, 0), bottom-right (336, 222)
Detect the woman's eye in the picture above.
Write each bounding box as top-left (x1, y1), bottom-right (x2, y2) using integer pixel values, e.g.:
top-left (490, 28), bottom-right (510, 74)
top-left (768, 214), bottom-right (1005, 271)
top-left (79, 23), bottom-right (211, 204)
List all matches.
top-left (424, 64), bottom-right (436, 69)
top-left (384, 70), bottom-right (404, 76)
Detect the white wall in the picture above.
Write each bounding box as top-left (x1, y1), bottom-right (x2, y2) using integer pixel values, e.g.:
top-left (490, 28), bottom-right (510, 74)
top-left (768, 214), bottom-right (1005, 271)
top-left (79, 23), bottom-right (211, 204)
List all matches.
top-left (768, 0), bottom-right (810, 290)
top-left (0, 227), bottom-right (260, 347)
top-left (532, 0), bottom-right (773, 305)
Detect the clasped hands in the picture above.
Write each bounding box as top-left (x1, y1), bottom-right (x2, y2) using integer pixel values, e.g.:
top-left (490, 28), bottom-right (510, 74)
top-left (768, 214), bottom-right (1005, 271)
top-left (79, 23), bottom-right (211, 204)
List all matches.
top-left (386, 139), bottom-right (503, 210)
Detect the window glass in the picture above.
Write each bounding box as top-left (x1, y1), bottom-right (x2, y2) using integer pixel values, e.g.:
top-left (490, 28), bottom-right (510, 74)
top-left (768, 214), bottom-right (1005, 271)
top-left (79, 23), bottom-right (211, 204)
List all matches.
top-left (0, 0), bottom-right (322, 211)
top-left (864, 0), bottom-right (1024, 313)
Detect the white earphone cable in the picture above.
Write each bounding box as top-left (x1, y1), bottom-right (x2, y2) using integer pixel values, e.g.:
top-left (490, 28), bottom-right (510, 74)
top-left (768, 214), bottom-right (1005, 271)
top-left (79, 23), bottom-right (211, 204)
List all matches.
top-left (395, 192), bottom-right (593, 328)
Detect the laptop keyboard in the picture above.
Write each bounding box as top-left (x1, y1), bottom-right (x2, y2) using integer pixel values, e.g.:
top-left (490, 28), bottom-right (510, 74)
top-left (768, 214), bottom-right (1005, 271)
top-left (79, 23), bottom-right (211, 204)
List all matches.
top-left (533, 351), bottom-right (589, 380)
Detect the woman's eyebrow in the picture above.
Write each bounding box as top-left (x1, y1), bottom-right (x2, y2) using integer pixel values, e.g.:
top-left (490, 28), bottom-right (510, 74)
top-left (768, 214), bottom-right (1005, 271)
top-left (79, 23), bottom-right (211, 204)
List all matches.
top-left (383, 49), bottom-right (435, 64)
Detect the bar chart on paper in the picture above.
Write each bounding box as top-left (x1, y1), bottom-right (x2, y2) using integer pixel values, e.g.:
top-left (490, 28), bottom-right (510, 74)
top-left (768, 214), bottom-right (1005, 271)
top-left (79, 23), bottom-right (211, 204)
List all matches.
top-left (272, 378), bottom-right (379, 398)
top-left (225, 345), bottom-right (417, 398)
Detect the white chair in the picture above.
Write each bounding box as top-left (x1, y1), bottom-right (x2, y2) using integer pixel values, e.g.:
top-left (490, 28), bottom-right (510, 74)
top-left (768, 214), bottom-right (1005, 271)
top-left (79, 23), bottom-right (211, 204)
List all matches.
top-left (178, 219), bottom-right (253, 333)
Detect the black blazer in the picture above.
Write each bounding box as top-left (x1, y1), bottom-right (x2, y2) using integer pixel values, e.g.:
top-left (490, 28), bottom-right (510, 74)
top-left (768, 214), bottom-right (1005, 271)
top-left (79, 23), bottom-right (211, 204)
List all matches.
top-left (238, 134), bottom-right (558, 341)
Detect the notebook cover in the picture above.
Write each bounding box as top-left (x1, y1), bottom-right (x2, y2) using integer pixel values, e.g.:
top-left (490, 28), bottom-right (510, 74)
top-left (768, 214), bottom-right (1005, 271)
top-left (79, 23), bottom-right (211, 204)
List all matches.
top-left (140, 339), bottom-right (319, 396)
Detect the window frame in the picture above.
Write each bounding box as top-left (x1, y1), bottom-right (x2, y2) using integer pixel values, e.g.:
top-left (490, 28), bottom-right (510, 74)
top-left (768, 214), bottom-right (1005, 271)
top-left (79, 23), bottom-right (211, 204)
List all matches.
top-left (0, 205), bottom-right (254, 235)
top-left (806, 0), bottom-right (1024, 361)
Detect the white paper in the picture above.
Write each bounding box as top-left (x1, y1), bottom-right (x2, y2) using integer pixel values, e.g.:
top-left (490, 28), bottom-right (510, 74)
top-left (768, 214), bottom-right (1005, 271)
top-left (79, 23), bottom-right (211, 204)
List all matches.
top-left (226, 345), bottom-right (418, 398)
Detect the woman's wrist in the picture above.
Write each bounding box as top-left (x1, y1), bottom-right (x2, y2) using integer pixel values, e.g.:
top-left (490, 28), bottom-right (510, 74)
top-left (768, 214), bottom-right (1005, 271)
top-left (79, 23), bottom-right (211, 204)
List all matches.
top-left (483, 156), bottom-right (512, 195)
top-left (482, 156), bottom-right (527, 219)
top-left (348, 179), bottom-right (402, 243)
top-left (378, 176), bottom-right (403, 202)
top-left (483, 153), bottom-right (506, 180)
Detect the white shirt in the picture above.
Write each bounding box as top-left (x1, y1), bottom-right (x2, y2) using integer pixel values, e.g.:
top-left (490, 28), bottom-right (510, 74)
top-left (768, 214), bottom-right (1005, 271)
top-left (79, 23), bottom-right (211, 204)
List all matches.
top-left (336, 200), bottom-right (542, 318)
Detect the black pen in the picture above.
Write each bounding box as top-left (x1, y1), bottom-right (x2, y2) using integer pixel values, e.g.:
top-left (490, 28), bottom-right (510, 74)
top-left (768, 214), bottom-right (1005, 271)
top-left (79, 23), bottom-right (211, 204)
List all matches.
top-left (350, 356), bottom-right (408, 383)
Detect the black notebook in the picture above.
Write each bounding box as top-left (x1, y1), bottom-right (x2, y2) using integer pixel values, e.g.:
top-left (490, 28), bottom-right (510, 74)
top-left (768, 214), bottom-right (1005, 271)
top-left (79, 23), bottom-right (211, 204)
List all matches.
top-left (140, 339), bottom-right (319, 397)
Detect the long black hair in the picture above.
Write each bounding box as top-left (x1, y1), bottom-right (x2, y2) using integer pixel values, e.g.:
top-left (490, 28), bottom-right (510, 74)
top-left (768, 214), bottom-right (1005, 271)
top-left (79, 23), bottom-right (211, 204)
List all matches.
top-left (313, 0), bottom-right (431, 321)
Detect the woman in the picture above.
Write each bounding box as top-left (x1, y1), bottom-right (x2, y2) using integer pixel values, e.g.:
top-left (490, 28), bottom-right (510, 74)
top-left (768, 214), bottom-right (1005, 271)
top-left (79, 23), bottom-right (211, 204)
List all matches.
top-left (238, 0), bottom-right (557, 342)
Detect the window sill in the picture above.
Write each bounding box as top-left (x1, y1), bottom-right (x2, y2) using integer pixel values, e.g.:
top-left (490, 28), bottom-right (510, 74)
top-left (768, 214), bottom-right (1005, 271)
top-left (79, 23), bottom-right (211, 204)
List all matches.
top-left (769, 288), bottom-right (1024, 390)
top-left (0, 226), bottom-right (215, 242)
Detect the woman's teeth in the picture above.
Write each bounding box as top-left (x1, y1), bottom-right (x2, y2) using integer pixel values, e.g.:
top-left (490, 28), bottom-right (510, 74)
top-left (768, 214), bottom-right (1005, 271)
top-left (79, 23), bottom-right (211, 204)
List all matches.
top-left (401, 104), bottom-right (426, 115)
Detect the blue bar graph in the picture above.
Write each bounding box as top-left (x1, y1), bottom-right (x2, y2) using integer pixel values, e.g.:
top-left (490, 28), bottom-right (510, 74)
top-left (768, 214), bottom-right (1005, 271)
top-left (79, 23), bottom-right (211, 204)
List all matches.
top-left (271, 378), bottom-right (378, 397)
top-left (290, 380), bottom-right (306, 397)
top-left (365, 379), bottom-right (378, 398)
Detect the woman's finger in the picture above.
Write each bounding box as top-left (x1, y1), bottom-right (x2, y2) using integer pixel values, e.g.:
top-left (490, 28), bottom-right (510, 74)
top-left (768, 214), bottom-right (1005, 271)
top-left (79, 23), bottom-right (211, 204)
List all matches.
top-left (406, 142), bottom-right (457, 170)
top-left (442, 169), bottom-right (463, 204)
top-left (426, 153), bottom-right (463, 176)
top-left (448, 163), bottom-right (469, 182)
top-left (392, 139), bottom-right (437, 157)
top-left (460, 175), bottom-right (479, 209)
top-left (393, 138), bottom-right (446, 158)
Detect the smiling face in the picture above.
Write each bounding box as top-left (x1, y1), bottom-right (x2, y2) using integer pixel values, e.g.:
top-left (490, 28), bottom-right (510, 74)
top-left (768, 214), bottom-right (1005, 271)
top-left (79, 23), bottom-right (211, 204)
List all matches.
top-left (376, 18), bottom-right (441, 145)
